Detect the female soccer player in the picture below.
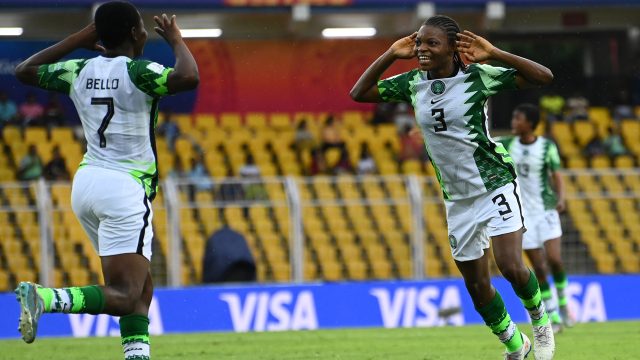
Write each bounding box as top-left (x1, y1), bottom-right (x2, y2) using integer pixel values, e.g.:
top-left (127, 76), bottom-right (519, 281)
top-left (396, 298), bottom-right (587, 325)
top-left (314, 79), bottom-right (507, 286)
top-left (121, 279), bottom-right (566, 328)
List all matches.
top-left (350, 15), bottom-right (554, 360)
top-left (501, 103), bottom-right (574, 332)
top-left (14, 2), bottom-right (198, 359)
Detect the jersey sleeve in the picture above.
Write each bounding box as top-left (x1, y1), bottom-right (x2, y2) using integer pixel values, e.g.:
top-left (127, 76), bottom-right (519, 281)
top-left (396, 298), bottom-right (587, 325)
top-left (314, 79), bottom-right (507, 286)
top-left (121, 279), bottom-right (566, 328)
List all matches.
top-left (474, 63), bottom-right (518, 95)
top-left (127, 59), bottom-right (174, 98)
top-left (545, 140), bottom-right (562, 171)
top-left (494, 135), bottom-right (515, 151)
top-left (37, 59), bottom-right (88, 95)
top-left (377, 70), bottom-right (416, 103)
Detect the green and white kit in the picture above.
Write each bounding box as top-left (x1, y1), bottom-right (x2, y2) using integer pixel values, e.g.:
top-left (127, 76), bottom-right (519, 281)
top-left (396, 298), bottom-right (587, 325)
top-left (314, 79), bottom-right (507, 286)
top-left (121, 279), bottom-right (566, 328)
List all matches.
top-left (378, 64), bottom-right (525, 260)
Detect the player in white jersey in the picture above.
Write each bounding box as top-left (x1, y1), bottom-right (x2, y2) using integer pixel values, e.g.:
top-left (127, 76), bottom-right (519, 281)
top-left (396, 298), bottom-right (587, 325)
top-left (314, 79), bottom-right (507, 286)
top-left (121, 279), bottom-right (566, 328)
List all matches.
top-left (500, 103), bottom-right (573, 332)
top-left (14, 2), bottom-right (198, 359)
top-left (351, 15), bottom-right (555, 360)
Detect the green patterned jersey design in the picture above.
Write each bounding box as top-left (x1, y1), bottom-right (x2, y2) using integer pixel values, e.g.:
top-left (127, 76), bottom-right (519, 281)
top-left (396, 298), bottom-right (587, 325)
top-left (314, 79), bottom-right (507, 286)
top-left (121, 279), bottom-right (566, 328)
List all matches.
top-left (38, 59), bottom-right (90, 94)
top-left (127, 59), bottom-right (172, 98)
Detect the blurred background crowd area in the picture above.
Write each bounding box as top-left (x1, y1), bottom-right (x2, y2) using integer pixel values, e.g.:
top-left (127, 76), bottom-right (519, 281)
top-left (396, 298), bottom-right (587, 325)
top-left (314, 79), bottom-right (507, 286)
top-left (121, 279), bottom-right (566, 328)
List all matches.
top-left (0, 0), bottom-right (639, 291)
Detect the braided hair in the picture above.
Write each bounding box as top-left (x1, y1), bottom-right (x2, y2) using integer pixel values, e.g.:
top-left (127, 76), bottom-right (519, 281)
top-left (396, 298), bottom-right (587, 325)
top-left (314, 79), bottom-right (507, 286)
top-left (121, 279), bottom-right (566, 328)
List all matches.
top-left (423, 15), bottom-right (467, 71)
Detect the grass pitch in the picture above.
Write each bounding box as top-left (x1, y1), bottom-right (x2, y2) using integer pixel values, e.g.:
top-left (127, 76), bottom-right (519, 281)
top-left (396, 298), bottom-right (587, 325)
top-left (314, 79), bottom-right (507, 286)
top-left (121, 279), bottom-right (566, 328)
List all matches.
top-left (1, 321), bottom-right (637, 359)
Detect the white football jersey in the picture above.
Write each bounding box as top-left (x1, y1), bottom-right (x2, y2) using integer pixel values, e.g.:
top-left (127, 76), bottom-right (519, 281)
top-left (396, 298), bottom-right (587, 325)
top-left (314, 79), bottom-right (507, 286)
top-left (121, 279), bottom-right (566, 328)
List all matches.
top-left (378, 64), bottom-right (518, 200)
top-left (38, 56), bottom-right (173, 200)
top-left (499, 136), bottom-right (561, 213)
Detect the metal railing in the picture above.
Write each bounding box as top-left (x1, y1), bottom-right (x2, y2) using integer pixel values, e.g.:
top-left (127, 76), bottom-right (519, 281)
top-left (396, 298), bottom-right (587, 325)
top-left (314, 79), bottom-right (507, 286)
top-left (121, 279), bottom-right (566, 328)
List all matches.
top-left (0, 169), bottom-right (638, 290)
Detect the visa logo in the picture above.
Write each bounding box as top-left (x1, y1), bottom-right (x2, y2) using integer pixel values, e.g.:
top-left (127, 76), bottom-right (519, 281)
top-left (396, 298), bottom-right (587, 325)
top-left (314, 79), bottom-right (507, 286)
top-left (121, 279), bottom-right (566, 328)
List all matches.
top-left (220, 290), bottom-right (318, 332)
top-left (566, 281), bottom-right (606, 322)
top-left (68, 297), bottom-right (164, 337)
top-left (371, 286), bottom-right (463, 328)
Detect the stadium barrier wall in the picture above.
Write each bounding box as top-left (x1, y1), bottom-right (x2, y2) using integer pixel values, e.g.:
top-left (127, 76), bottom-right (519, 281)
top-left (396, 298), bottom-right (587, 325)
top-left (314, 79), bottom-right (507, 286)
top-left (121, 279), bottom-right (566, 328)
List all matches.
top-left (1, 274), bottom-right (638, 339)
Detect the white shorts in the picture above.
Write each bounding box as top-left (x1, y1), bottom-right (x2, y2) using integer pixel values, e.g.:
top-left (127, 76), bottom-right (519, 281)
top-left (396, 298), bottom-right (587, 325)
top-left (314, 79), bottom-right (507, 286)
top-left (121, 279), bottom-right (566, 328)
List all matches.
top-left (523, 209), bottom-right (563, 250)
top-left (444, 181), bottom-right (525, 262)
top-left (71, 166), bottom-right (153, 260)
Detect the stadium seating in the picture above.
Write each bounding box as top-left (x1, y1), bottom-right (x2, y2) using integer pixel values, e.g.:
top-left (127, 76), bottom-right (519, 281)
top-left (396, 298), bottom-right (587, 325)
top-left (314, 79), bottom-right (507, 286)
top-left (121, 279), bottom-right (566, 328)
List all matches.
top-left (0, 106), bottom-right (639, 291)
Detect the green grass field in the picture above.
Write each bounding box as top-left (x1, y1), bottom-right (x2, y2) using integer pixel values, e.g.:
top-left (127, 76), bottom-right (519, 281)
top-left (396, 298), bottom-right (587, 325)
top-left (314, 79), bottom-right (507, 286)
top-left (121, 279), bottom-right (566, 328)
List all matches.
top-left (1, 321), bottom-right (637, 359)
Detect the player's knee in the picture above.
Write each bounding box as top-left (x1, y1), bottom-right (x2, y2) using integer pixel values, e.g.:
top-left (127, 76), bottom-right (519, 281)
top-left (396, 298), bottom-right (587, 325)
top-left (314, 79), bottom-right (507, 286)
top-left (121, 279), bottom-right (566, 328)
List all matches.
top-left (110, 284), bottom-right (144, 315)
top-left (498, 262), bottom-right (527, 283)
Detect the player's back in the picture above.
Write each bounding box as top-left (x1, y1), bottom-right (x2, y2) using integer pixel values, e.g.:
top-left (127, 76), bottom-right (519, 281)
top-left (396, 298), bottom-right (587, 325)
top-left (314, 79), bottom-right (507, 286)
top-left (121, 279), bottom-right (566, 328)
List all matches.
top-left (71, 56), bottom-right (156, 177)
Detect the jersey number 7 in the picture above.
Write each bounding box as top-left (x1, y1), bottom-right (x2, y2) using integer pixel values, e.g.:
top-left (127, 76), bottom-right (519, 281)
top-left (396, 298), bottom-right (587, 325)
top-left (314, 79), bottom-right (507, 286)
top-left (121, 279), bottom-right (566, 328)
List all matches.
top-left (92, 97), bottom-right (115, 148)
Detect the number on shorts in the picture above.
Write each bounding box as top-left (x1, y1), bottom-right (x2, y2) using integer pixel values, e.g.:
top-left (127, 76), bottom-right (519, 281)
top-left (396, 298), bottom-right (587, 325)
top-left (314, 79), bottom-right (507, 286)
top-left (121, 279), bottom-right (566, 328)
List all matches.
top-left (92, 97), bottom-right (115, 148)
top-left (491, 193), bottom-right (513, 216)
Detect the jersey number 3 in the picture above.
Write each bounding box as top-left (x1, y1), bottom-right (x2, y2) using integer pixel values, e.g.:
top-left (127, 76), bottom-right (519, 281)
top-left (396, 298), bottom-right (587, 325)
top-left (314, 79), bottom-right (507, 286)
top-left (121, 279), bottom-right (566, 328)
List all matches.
top-left (92, 97), bottom-right (115, 148)
top-left (432, 108), bottom-right (447, 132)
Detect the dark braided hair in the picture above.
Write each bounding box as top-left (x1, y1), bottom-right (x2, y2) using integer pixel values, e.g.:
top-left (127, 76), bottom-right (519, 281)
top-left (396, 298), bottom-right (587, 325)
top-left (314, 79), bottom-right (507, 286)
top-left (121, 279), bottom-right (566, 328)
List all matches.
top-left (423, 15), bottom-right (467, 71)
top-left (95, 1), bottom-right (141, 49)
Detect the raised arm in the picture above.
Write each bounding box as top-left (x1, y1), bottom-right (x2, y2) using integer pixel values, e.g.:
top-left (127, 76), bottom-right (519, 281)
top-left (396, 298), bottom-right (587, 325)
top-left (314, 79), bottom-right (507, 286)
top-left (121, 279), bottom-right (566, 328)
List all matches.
top-left (456, 30), bottom-right (553, 88)
top-left (154, 14), bottom-right (199, 94)
top-left (350, 33), bottom-right (417, 103)
top-left (15, 23), bottom-right (104, 86)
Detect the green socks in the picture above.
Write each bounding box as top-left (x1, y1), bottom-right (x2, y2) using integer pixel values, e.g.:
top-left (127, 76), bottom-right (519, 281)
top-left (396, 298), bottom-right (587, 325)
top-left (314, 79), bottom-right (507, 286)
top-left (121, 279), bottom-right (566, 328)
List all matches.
top-left (477, 291), bottom-right (524, 353)
top-left (513, 270), bottom-right (550, 326)
top-left (36, 285), bottom-right (105, 314)
top-left (120, 314), bottom-right (151, 360)
top-left (553, 271), bottom-right (569, 307)
top-left (540, 281), bottom-right (562, 324)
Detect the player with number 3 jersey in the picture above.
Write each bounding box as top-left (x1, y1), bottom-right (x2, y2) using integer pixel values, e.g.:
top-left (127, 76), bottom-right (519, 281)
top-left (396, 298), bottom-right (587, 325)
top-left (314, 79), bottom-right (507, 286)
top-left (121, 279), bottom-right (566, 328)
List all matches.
top-left (14, 2), bottom-right (199, 359)
top-left (351, 15), bottom-right (555, 360)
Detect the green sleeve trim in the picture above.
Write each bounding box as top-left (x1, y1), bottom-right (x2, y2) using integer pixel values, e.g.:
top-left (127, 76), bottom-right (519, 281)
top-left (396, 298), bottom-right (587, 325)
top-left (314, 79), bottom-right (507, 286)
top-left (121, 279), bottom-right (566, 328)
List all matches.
top-left (127, 59), bottom-right (173, 97)
top-left (377, 70), bottom-right (418, 103)
top-left (470, 63), bottom-right (518, 95)
top-left (545, 138), bottom-right (562, 170)
top-left (37, 59), bottom-right (88, 95)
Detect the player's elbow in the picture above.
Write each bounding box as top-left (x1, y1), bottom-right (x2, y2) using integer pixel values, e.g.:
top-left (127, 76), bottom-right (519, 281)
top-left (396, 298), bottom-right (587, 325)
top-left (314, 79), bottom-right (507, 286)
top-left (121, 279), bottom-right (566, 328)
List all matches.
top-left (14, 62), bottom-right (33, 85)
top-left (349, 88), bottom-right (366, 102)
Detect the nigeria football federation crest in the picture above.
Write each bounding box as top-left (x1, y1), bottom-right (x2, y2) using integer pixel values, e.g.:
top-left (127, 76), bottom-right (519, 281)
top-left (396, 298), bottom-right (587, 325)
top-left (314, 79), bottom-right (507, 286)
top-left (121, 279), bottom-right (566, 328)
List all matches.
top-left (448, 234), bottom-right (457, 249)
top-left (431, 80), bottom-right (446, 95)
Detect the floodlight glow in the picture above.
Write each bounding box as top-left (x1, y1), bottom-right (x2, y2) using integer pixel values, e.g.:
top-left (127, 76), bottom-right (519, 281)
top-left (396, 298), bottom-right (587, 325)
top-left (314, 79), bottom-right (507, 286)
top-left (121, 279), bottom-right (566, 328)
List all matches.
top-left (322, 27), bottom-right (376, 38)
top-left (180, 29), bottom-right (222, 38)
top-left (0, 27), bottom-right (23, 36)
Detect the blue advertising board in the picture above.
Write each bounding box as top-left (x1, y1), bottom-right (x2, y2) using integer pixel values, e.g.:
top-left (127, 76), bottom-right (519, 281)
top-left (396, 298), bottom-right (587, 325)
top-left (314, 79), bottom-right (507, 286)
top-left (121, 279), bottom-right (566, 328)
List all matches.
top-left (0, 275), bottom-right (638, 339)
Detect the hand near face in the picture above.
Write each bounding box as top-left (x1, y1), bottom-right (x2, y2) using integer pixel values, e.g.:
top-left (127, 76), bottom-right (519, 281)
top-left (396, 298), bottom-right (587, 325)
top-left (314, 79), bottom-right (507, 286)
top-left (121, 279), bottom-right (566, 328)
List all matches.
top-left (154, 14), bottom-right (183, 46)
top-left (389, 32), bottom-right (418, 59)
top-left (456, 30), bottom-right (495, 63)
top-left (74, 23), bottom-right (106, 53)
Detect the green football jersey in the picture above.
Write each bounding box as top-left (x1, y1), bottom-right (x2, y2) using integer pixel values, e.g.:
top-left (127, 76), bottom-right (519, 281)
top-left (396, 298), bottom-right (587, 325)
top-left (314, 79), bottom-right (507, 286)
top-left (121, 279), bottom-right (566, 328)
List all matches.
top-left (378, 63), bottom-right (518, 200)
top-left (499, 136), bottom-right (561, 212)
top-left (37, 56), bottom-right (173, 201)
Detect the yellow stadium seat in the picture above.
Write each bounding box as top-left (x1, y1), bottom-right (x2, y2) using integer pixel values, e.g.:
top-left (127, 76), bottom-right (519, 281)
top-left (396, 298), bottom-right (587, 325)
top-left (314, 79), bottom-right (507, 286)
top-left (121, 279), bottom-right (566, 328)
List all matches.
top-left (614, 155), bottom-right (635, 168)
top-left (588, 107), bottom-right (613, 136)
top-left (50, 127), bottom-right (74, 144)
top-left (219, 113), bottom-right (242, 130)
top-left (573, 121), bottom-right (596, 147)
top-left (2, 126), bottom-right (21, 143)
top-left (245, 112), bottom-right (268, 130)
top-left (590, 155), bottom-right (611, 168)
top-left (24, 127), bottom-right (48, 144)
top-left (269, 113), bottom-right (291, 129)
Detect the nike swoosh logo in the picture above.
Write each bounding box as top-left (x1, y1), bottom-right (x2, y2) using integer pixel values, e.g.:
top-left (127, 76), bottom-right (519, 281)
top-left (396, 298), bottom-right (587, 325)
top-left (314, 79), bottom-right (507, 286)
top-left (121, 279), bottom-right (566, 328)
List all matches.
top-left (503, 216), bottom-right (514, 221)
top-left (431, 98), bottom-right (443, 104)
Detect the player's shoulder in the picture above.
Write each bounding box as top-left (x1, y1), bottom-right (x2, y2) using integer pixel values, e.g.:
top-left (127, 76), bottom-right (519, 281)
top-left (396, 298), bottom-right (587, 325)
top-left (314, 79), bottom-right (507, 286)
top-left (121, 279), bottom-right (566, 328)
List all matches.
top-left (540, 136), bottom-right (559, 147)
top-left (464, 62), bottom-right (512, 75)
top-left (126, 58), bottom-right (170, 77)
top-left (383, 68), bottom-right (421, 81)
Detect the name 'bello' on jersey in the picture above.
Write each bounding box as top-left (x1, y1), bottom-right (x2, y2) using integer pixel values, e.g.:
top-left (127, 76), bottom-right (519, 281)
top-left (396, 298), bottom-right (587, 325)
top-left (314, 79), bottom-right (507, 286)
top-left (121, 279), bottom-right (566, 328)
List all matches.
top-left (37, 56), bottom-right (173, 201)
top-left (377, 63), bottom-right (518, 200)
top-left (498, 136), bottom-right (561, 213)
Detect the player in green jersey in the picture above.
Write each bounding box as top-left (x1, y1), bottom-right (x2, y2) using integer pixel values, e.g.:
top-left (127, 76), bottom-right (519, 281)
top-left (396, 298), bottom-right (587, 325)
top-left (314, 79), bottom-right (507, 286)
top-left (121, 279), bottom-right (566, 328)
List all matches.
top-left (14, 2), bottom-right (198, 359)
top-left (502, 104), bottom-right (574, 332)
top-left (351, 15), bottom-right (555, 360)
